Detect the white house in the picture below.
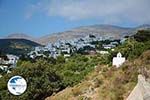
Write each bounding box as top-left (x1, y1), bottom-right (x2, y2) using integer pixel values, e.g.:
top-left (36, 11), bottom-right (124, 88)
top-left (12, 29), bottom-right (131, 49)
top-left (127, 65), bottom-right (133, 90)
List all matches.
top-left (0, 65), bottom-right (9, 72)
top-left (64, 54), bottom-right (71, 58)
top-left (112, 52), bottom-right (125, 68)
top-left (0, 74), bottom-right (2, 78)
top-left (103, 44), bottom-right (116, 49)
top-left (7, 54), bottom-right (19, 65)
top-left (96, 50), bottom-right (109, 54)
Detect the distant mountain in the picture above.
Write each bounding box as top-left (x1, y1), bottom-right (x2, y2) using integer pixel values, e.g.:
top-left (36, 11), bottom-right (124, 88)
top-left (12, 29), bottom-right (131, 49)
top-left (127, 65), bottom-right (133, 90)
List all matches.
top-left (38, 24), bottom-right (150, 45)
top-left (6, 33), bottom-right (31, 39)
top-left (4, 24), bottom-right (150, 45)
top-left (0, 39), bottom-right (41, 55)
top-left (38, 25), bottom-right (132, 44)
top-left (5, 33), bottom-right (41, 44)
top-left (135, 24), bottom-right (150, 30)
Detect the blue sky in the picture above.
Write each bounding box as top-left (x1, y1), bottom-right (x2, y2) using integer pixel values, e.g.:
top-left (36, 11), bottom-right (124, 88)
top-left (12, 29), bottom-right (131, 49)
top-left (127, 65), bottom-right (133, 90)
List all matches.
top-left (0, 0), bottom-right (150, 38)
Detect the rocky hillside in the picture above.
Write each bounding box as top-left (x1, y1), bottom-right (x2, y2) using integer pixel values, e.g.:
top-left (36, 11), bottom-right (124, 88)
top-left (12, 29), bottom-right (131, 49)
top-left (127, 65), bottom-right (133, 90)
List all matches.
top-left (45, 50), bottom-right (150, 100)
top-left (39, 25), bottom-right (133, 44)
top-left (127, 74), bottom-right (150, 100)
top-left (38, 24), bottom-right (150, 45)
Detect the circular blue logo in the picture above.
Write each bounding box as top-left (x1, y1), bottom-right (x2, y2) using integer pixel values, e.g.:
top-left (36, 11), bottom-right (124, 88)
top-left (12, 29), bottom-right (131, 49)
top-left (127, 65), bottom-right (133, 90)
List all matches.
top-left (7, 76), bottom-right (27, 95)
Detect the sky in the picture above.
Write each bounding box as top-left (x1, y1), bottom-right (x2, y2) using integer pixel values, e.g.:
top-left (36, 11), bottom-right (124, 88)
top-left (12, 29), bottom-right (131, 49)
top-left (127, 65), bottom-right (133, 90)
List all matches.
top-left (0, 0), bottom-right (150, 38)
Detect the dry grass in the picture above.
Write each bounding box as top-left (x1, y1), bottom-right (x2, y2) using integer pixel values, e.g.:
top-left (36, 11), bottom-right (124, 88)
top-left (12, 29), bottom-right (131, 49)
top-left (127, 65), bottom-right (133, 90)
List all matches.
top-left (45, 50), bottom-right (150, 100)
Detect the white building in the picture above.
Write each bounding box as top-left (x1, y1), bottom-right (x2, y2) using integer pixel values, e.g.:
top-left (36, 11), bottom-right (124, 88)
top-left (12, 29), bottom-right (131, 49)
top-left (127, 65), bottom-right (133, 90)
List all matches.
top-left (0, 54), bottom-right (19, 72)
top-left (97, 50), bottom-right (109, 54)
top-left (64, 54), bottom-right (71, 58)
top-left (6, 54), bottom-right (19, 65)
top-left (103, 44), bottom-right (116, 49)
top-left (0, 74), bottom-right (2, 78)
top-left (0, 65), bottom-right (8, 71)
top-left (112, 52), bottom-right (125, 68)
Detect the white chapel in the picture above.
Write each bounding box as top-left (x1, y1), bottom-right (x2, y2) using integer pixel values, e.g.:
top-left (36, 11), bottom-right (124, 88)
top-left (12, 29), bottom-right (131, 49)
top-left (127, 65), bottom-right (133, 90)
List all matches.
top-left (112, 52), bottom-right (125, 68)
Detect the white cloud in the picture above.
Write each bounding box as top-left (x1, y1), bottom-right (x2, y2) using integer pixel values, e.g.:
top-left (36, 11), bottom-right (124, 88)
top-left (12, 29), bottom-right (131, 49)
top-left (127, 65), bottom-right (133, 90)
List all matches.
top-left (26, 0), bottom-right (150, 24)
top-left (25, 1), bottom-right (48, 19)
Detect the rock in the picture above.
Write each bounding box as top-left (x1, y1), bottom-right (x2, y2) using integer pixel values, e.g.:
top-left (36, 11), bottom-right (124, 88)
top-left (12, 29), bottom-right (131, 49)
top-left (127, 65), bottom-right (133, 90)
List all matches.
top-left (127, 74), bottom-right (150, 100)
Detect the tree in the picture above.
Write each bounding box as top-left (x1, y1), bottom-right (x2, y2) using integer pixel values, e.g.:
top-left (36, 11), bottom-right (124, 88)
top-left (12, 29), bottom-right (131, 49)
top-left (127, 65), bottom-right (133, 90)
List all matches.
top-left (134, 30), bottom-right (150, 42)
top-left (0, 59), bottom-right (63, 100)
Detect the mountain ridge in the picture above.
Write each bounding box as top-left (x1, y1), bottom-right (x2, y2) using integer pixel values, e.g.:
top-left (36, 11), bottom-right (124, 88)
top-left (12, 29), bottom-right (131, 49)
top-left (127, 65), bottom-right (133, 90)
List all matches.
top-left (4, 24), bottom-right (150, 45)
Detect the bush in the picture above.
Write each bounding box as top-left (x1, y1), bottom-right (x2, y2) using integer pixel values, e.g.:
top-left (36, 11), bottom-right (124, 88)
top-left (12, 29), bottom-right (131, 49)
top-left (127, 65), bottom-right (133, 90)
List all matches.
top-left (134, 30), bottom-right (150, 42)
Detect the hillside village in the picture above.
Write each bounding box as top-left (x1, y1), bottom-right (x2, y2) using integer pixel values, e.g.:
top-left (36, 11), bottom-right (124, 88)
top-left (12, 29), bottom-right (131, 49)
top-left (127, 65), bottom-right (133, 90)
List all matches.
top-left (28, 34), bottom-right (125, 59)
top-left (0, 34), bottom-right (126, 78)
